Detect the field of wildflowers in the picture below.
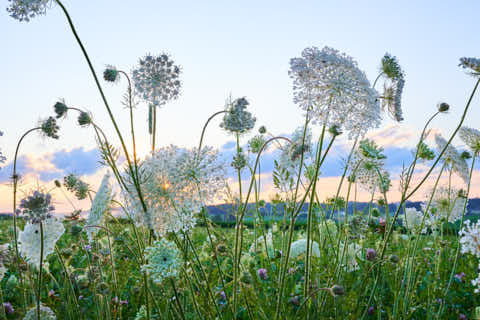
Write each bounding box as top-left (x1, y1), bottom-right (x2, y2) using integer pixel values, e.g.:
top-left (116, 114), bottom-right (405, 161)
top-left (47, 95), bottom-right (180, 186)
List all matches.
top-left (2, 1), bottom-right (480, 319)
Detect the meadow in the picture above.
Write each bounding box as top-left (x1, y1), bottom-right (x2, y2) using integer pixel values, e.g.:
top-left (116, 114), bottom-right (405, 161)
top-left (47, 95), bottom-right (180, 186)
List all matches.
top-left (2, 1), bottom-right (480, 319)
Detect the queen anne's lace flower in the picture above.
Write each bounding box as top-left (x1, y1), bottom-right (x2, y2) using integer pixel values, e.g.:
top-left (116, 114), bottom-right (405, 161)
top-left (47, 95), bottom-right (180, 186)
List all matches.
top-left (6, 0), bottom-right (52, 22)
top-left (123, 145), bottom-right (225, 236)
top-left (459, 57), bottom-right (480, 76)
top-left (435, 134), bottom-right (469, 183)
top-left (220, 97), bottom-right (256, 135)
top-left (132, 53), bottom-right (181, 107)
top-left (350, 139), bottom-right (390, 193)
top-left (23, 304), bottom-right (56, 320)
top-left (289, 239), bottom-right (320, 259)
top-left (340, 242), bottom-right (361, 272)
top-left (39, 116), bottom-right (60, 139)
top-left (86, 173), bottom-right (112, 242)
top-left (422, 187), bottom-right (467, 225)
top-left (459, 126), bottom-right (480, 155)
top-left (459, 220), bottom-right (480, 292)
top-left (382, 78), bottom-right (405, 122)
top-left (289, 46), bottom-right (381, 139)
top-left (18, 191), bottom-right (54, 223)
top-left (141, 239), bottom-right (181, 284)
top-left (249, 231), bottom-right (274, 256)
top-left (0, 263), bottom-right (5, 280)
top-left (18, 217), bottom-right (65, 266)
top-left (403, 207), bottom-right (427, 234)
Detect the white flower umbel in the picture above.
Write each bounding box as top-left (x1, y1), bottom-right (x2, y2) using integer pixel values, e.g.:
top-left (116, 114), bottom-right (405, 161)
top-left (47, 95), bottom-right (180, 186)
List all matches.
top-left (435, 134), bottom-right (469, 183)
top-left (141, 238), bottom-right (181, 284)
top-left (289, 46), bottom-right (381, 139)
top-left (123, 145), bottom-right (225, 236)
top-left (459, 126), bottom-right (480, 155)
top-left (403, 207), bottom-right (427, 234)
top-left (289, 239), bottom-right (321, 259)
top-left (0, 263), bottom-right (5, 281)
top-left (132, 53), bottom-right (181, 107)
top-left (459, 220), bottom-right (480, 293)
top-left (339, 242), bottom-right (361, 272)
top-left (422, 187), bottom-right (466, 225)
top-left (18, 217), bottom-right (65, 267)
top-left (23, 304), bottom-right (56, 320)
top-left (459, 57), bottom-right (480, 76)
top-left (350, 139), bottom-right (390, 193)
top-left (249, 230), bottom-right (274, 256)
top-left (86, 173), bottom-right (112, 242)
top-left (7, 0), bottom-right (52, 22)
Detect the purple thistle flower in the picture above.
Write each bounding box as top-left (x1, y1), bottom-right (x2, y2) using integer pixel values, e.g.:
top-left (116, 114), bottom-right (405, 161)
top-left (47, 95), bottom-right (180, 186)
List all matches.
top-left (2, 302), bottom-right (14, 315)
top-left (219, 291), bottom-right (226, 301)
top-left (366, 248), bottom-right (377, 261)
top-left (257, 268), bottom-right (268, 280)
top-left (367, 306), bottom-right (375, 315)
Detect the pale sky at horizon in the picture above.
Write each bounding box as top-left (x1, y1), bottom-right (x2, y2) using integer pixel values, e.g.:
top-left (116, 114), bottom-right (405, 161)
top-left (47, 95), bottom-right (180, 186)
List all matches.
top-left (1, 1), bottom-right (480, 212)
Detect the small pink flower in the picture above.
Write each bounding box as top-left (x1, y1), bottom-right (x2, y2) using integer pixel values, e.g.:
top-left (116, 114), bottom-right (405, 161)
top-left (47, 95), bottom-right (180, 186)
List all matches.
top-left (257, 268), bottom-right (268, 280)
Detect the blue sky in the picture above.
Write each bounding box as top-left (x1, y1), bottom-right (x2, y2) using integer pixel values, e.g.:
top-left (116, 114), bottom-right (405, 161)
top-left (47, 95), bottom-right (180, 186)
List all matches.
top-left (1, 1), bottom-right (480, 211)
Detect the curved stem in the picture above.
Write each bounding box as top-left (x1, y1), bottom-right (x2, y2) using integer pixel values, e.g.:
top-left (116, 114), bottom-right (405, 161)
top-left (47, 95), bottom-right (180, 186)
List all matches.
top-left (197, 110), bottom-right (227, 157)
top-left (37, 221), bottom-right (44, 320)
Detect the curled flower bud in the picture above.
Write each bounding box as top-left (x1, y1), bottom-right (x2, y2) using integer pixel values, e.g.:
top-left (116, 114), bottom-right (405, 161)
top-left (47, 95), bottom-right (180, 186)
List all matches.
top-left (103, 65), bottom-right (119, 83)
top-left (389, 254), bottom-right (400, 264)
top-left (40, 116), bottom-right (60, 139)
top-left (54, 180), bottom-right (61, 188)
top-left (461, 150), bottom-right (472, 160)
top-left (54, 100), bottom-right (68, 119)
top-left (220, 97), bottom-right (256, 135)
top-left (437, 102), bottom-right (450, 113)
top-left (248, 135), bottom-right (266, 154)
top-left (381, 53), bottom-right (404, 80)
top-left (78, 112), bottom-right (92, 127)
top-left (231, 152), bottom-right (247, 170)
top-left (258, 125), bottom-right (267, 134)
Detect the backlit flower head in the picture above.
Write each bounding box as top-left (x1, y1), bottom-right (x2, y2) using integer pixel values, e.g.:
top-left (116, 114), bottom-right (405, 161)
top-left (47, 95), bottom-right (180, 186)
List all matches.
top-left (459, 57), bottom-right (480, 76)
top-left (132, 53), bottom-right (181, 106)
top-left (18, 216), bottom-right (65, 266)
top-left (6, 0), bottom-right (52, 22)
top-left (350, 139), bottom-right (390, 193)
top-left (18, 191), bottom-right (54, 223)
top-left (459, 126), bottom-right (480, 155)
top-left (422, 186), bottom-right (467, 225)
top-left (340, 242), bottom-right (361, 272)
top-left (141, 238), bottom-right (181, 284)
top-left (248, 135), bottom-right (266, 153)
top-left (459, 219), bottom-right (480, 257)
top-left (403, 207), bottom-right (427, 234)
top-left (122, 145), bottom-right (225, 236)
top-left (86, 172), bottom-right (112, 242)
top-left (435, 133), bottom-right (469, 183)
top-left (220, 97), bottom-right (256, 135)
top-left (382, 78), bottom-right (405, 122)
top-left (63, 174), bottom-right (89, 200)
top-left (289, 46), bottom-right (381, 139)
top-left (23, 304), bottom-right (56, 320)
top-left (289, 238), bottom-right (320, 259)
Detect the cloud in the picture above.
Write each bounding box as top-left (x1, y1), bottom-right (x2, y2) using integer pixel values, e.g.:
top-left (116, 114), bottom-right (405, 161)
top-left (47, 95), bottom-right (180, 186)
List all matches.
top-left (49, 147), bottom-right (101, 176)
top-left (0, 147), bottom-right (102, 184)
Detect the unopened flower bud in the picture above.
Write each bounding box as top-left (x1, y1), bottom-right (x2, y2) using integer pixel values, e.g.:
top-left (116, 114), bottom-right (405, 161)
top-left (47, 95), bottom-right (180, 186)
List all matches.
top-left (330, 284), bottom-right (344, 296)
top-left (437, 102), bottom-right (450, 113)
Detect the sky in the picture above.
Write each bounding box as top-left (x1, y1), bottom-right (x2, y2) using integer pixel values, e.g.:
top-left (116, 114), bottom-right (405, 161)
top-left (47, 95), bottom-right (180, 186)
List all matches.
top-left (1, 1), bottom-right (480, 213)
